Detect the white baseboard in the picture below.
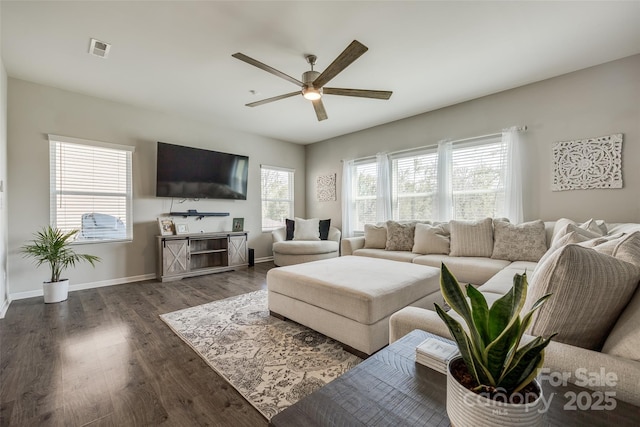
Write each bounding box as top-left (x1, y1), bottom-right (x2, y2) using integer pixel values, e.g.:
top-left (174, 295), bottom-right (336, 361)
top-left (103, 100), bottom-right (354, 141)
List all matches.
top-left (0, 297), bottom-right (10, 319)
top-left (8, 273), bottom-right (157, 302)
top-left (255, 256), bottom-right (274, 264)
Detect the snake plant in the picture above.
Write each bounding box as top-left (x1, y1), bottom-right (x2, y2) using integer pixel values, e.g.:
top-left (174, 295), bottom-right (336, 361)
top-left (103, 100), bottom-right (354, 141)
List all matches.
top-left (434, 263), bottom-right (555, 395)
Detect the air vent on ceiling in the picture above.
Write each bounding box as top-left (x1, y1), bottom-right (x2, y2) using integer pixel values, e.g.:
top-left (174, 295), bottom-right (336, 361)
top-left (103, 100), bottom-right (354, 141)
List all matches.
top-left (89, 38), bottom-right (111, 58)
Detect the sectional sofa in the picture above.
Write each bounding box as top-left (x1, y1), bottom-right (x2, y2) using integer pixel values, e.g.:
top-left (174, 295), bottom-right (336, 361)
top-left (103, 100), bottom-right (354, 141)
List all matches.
top-left (342, 218), bottom-right (640, 406)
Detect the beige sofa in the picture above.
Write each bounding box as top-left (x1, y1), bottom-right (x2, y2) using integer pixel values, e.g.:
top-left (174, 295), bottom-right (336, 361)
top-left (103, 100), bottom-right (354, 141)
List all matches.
top-left (272, 226), bottom-right (341, 266)
top-left (343, 218), bottom-right (640, 406)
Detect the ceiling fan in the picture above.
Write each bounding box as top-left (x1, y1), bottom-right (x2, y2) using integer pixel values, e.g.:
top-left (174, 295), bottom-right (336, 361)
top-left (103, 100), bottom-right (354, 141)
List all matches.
top-left (232, 40), bottom-right (393, 121)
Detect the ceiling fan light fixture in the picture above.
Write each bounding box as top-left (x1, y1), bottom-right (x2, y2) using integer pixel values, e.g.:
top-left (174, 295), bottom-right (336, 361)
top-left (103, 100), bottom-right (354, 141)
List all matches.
top-left (302, 86), bottom-right (322, 101)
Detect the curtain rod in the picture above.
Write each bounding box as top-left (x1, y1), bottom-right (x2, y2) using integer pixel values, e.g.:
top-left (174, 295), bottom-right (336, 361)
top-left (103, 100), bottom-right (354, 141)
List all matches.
top-left (343, 125), bottom-right (527, 162)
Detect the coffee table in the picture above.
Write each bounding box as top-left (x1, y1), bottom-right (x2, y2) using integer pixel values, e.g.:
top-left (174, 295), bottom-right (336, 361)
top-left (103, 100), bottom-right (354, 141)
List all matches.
top-left (270, 329), bottom-right (639, 427)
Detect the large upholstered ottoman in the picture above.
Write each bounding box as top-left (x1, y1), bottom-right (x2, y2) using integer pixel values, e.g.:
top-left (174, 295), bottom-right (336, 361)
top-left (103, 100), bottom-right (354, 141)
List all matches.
top-left (267, 256), bottom-right (442, 356)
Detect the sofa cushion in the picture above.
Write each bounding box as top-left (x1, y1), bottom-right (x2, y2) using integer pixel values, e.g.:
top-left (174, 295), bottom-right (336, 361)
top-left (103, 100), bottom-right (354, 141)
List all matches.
top-left (449, 218), bottom-right (493, 257)
top-left (385, 221), bottom-right (415, 251)
top-left (412, 223), bottom-right (450, 255)
top-left (293, 217), bottom-right (321, 241)
top-left (353, 248), bottom-right (420, 263)
top-left (602, 285), bottom-right (640, 361)
top-left (491, 219), bottom-right (547, 262)
top-left (364, 224), bottom-right (387, 249)
top-left (273, 240), bottom-right (338, 255)
top-left (412, 255), bottom-right (510, 285)
top-left (525, 244), bottom-right (640, 350)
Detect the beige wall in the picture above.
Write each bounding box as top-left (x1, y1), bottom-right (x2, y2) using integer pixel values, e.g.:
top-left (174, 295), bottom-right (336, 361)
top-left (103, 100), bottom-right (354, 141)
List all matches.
top-left (306, 55), bottom-right (640, 229)
top-left (0, 5), bottom-right (8, 316)
top-left (7, 78), bottom-right (305, 298)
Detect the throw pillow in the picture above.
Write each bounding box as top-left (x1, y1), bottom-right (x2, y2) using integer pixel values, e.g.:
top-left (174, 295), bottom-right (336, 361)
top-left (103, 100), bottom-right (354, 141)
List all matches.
top-left (491, 219), bottom-right (547, 262)
top-left (551, 218), bottom-right (606, 246)
top-left (385, 221), bottom-right (415, 251)
top-left (364, 224), bottom-right (387, 249)
top-left (285, 218), bottom-right (295, 240)
top-left (525, 244), bottom-right (640, 350)
top-left (319, 219), bottom-right (331, 240)
top-left (293, 217), bottom-right (320, 241)
top-left (412, 223), bottom-right (450, 254)
top-left (449, 218), bottom-right (493, 257)
top-left (607, 231), bottom-right (640, 267)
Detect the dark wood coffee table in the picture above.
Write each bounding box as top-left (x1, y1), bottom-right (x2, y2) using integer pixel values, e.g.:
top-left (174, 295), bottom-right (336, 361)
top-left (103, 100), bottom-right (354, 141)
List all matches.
top-left (270, 329), bottom-right (639, 427)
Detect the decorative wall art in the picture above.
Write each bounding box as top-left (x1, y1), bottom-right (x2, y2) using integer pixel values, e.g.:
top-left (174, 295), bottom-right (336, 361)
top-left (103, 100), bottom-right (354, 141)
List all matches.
top-left (552, 133), bottom-right (623, 191)
top-left (316, 173), bottom-right (337, 201)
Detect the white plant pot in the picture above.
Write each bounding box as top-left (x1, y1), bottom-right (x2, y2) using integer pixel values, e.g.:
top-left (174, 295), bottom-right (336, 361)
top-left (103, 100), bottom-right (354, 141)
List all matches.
top-left (43, 279), bottom-right (69, 303)
top-left (446, 357), bottom-right (544, 427)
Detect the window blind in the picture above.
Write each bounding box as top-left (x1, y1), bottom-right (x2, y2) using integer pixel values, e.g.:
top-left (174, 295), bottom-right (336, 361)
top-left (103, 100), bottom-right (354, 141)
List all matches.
top-left (49, 135), bottom-right (134, 242)
top-left (451, 137), bottom-right (507, 220)
top-left (392, 150), bottom-right (438, 221)
top-left (261, 165), bottom-right (294, 231)
top-left (353, 160), bottom-right (378, 231)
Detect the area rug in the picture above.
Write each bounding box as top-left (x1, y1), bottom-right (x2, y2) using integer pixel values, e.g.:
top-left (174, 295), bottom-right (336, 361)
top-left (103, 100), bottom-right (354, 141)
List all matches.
top-left (160, 290), bottom-right (361, 419)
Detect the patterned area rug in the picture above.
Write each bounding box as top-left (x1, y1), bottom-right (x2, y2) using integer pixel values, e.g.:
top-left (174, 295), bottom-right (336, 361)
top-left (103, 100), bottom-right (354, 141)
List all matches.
top-left (160, 290), bottom-right (361, 420)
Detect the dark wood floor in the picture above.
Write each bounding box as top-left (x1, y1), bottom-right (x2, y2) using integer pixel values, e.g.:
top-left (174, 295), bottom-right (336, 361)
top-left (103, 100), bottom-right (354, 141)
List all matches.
top-left (0, 263), bottom-right (276, 426)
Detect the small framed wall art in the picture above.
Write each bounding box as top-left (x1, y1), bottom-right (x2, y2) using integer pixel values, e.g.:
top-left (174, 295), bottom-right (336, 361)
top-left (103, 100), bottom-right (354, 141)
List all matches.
top-left (232, 218), bottom-right (244, 232)
top-left (158, 217), bottom-right (175, 236)
top-left (175, 223), bottom-right (189, 235)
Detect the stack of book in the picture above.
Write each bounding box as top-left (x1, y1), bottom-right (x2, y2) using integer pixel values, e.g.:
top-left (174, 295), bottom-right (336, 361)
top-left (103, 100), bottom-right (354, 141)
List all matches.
top-left (415, 337), bottom-right (460, 374)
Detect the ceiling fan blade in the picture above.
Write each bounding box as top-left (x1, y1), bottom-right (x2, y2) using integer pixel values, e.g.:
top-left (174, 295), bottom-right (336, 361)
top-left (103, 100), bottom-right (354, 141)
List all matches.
top-left (312, 40), bottom-right (368, 89)
top-left (324, 88), bottom-right (393, 100)
top-left (232, 53), bottom-right (303, 87)
top-left (312, 99), bottom-right (328, 121)
top-left (245, 91), bottom-right (300, 107)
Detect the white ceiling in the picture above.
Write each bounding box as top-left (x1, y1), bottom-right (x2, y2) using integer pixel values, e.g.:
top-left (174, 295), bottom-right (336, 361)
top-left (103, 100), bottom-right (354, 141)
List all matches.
top-left (2, 1), bottom-right (639, 145)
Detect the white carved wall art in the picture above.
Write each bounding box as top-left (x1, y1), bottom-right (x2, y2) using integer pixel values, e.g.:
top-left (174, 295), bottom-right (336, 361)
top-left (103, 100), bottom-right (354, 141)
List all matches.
top-left (316, 173), bottom-right (336, 201)
top-left (552, 133), bottom-right (623, 191)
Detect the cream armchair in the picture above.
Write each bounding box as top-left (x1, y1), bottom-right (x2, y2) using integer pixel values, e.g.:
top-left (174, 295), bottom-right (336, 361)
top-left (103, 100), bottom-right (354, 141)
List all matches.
top-left (272, 226), bottom-right (341, 266)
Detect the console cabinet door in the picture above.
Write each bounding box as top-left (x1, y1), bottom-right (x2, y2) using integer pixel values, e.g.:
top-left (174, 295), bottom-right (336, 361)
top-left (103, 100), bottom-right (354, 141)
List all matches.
top-left (162, 239), bottom-right (189, 275)
top-left (228, 234), bottom-right (248, 266)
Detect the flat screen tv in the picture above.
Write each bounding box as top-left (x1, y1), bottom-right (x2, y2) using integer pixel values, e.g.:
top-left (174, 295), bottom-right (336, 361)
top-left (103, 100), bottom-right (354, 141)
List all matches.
top-left (156, 142), bottom-right (249, 200)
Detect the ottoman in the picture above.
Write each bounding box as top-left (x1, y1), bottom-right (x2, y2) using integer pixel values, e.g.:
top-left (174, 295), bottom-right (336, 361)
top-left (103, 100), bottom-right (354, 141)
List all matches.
top-left (267, 256), bottom-right (442, 356)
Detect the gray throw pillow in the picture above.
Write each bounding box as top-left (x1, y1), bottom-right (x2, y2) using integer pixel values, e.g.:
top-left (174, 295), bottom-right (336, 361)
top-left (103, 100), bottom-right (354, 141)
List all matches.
top-left (525, 244), bottom-right (640, 350)
top-left (385, 221), bottom-right (415, 251)
top-left (491, 219), bottom-right (547, 262)
top-left (412, 223), bottom-right (450, 254)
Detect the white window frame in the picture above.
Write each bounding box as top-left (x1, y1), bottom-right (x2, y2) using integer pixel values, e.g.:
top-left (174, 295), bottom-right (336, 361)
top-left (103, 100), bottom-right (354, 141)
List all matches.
top-left (449, 136), bottom-right (507, 221)
top-left (349, 158), bottom-right (378, 234)
top-left (49, 134), bottom-right (134, 243)
top-left (345, 133), bottom-right (512, 227)
top-left (260, 165), bottom-right (294, 232)
top-left (390, 148), bottom-right (439, 222)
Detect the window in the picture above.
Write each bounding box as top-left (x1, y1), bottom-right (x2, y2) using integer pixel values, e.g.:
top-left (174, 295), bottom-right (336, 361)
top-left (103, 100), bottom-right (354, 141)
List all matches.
top-left (352, 160), bottom-right (378, 233)
top-left (343, 132), bottom-right (516, 236)
top-left (450, 137), bottom-right (507, 220)
top-left (49, 135), bottom-right (134, 242)
top-left (391, 150), bottom-right (438, 221)
top-left (261, 165), bottom-right (294, 231)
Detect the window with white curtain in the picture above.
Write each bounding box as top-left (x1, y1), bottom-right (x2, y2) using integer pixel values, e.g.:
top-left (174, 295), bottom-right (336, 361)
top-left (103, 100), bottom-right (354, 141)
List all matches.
top-left (49, 135), bottom-right (134, 242)
top-left (352, 160), bottom-right (378, 233)
top-left (261, 165), bottom-right (294, 231)
top-left (344, 132), bottom-right (515, 232)
top-left (391, 149), bottom-right (438, 221)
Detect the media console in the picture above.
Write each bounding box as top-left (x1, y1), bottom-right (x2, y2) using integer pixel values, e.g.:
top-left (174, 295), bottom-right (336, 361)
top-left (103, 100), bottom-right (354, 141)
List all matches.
top-left (157, 231), bottom-right (248, 282)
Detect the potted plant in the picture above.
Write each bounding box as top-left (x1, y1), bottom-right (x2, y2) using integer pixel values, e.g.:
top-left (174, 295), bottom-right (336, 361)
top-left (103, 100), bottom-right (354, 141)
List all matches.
top-left (22, 226), bottom-right (101, 303)
top-left (434, 264), bottom-right (555, 426)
